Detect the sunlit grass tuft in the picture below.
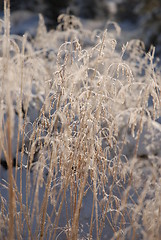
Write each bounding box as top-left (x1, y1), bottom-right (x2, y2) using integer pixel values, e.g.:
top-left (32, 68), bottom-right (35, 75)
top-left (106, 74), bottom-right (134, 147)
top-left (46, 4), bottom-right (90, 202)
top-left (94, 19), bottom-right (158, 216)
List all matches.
top-left (0, 1), bottom-right (161, 239)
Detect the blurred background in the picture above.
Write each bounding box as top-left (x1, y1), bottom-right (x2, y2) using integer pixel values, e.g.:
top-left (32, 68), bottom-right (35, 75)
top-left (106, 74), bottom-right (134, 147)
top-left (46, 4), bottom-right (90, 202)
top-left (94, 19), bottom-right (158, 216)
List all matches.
top-left (0, 0), bottom-right (161, 57)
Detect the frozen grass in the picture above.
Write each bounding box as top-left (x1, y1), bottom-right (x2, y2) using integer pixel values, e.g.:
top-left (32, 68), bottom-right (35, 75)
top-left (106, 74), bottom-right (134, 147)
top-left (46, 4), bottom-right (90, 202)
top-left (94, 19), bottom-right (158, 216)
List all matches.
top-left (0, 0), bottom-right (161, 239)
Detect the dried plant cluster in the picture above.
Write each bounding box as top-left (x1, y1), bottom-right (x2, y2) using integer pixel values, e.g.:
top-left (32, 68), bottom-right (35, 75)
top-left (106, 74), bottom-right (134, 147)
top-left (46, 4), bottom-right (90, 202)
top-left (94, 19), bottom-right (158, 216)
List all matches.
top-left (0, 1), bottom-right (161, 240)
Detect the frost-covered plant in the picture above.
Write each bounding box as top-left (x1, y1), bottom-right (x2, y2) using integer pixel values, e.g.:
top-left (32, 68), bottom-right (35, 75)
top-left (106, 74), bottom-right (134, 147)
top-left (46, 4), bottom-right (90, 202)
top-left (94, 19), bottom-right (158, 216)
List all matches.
top-left (0, 1), bottom-right (161, 240)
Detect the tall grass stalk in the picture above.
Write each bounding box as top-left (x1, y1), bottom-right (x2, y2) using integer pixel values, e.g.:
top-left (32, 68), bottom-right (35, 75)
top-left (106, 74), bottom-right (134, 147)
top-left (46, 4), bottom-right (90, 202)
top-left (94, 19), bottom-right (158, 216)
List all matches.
top-left (3, 0), bottom-right (15, 239)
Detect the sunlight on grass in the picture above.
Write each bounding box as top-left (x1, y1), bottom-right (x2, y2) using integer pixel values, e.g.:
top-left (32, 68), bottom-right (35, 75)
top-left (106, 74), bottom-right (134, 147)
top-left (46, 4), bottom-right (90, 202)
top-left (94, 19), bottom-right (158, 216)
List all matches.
top-left (0, 1), bottom-right (161, 239)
